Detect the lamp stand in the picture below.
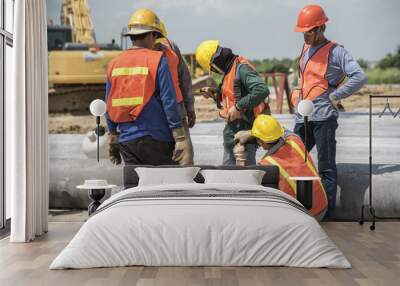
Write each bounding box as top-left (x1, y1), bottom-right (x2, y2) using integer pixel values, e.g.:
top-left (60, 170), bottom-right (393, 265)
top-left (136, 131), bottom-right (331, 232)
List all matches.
top-left (304, 116), bottom-right (308, 163)
top-left (96, 116), bottom-right (100, 162)
top-left (296, 180), bottom-right (313, 210)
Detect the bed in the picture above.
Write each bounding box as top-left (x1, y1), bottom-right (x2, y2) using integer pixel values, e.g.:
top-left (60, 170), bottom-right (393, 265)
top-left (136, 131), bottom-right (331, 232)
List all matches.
top-left (50, 165), bottom-right (350, 269)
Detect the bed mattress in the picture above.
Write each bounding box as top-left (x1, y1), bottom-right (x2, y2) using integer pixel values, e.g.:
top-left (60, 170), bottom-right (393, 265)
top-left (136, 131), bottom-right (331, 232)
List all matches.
top-left (50, 183), bottom-right (350, 269)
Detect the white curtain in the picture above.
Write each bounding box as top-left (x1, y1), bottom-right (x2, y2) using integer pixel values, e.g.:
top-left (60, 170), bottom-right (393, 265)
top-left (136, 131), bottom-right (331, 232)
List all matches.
top-left (7, 0), bottom-right (49, 242)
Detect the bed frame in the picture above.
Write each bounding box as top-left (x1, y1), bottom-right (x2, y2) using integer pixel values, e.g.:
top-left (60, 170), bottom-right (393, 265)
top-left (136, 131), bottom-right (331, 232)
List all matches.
top-left (123, 165), bottom-right (280, 190)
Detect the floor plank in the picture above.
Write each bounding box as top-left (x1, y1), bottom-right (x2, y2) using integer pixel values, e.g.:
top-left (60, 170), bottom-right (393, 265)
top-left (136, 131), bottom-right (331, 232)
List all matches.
top-left (0, 221), bottom-right (399, 286)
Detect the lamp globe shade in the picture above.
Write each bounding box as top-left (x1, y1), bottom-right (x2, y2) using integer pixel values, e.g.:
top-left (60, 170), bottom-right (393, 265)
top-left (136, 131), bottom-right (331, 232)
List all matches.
top-left (90, 99), bottom-right (107, 116)
top-left (298, 99), bottom-right (315, 116)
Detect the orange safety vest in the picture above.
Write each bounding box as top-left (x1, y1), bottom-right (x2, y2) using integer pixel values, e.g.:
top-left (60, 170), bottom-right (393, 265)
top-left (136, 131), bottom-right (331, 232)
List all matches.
top-left (159, 38), bottom-right (184, 104)
top-left (106, 48), bottom-right (162, 123)
top-left (220, 56), bottom-right (268, 119)
top-left (291, 41), bottom-right (344, 108)
top-left (259, 133), bottom-right (328, 217)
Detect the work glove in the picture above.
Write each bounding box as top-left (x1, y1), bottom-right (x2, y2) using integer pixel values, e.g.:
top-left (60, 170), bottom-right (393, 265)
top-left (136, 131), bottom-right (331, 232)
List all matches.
top-left (186, 104), bottom-right (196, 128)
top-left (234, 130), bottom-right (253, 145)
top-left (227, 104), bottom-right (242, 122)
top-left (233, 143), bottom-right (247, 166)
top-left (108, 132), bottom-right (121, 165)
top-left (172, 127), bottom-right (192, 165)
top-left (199, 87), bottom-right (217, 100)
top-left (329, 93), bottom-right (345, 112)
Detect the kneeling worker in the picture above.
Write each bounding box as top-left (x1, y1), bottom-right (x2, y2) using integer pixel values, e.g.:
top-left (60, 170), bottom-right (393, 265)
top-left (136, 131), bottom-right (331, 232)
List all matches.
top-left (234, 115), bottom-right (327, 219)
top-left (105, 8), bottom-right (191, 166)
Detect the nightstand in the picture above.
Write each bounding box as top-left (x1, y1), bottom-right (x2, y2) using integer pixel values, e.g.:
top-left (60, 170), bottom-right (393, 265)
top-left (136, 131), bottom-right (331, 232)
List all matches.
top-left (289, 176), bottom-right (320, 210)
top-left (77, 180), bottom-right (116, 215)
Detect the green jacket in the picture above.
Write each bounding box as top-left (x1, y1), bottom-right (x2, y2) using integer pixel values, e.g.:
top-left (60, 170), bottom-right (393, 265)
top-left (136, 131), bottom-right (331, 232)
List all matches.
top-left (222, 64), bottom-right (270, 149)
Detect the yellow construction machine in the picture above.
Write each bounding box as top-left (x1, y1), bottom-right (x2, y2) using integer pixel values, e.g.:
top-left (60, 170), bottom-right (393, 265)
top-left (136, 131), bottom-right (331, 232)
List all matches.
top-left (48, 0), bottom-right (121, 113)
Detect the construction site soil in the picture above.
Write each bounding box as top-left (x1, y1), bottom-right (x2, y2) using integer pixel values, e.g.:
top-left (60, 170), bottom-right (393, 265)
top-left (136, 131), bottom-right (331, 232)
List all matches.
top-left (49, 84), bottom-right (400, 134)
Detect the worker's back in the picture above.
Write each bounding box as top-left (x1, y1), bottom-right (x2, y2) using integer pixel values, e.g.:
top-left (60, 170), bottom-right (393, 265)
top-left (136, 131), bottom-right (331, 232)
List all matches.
top-left (105, 47), bottom-right (181, 145)
top-left (259, 131), bottom-right (328, 218)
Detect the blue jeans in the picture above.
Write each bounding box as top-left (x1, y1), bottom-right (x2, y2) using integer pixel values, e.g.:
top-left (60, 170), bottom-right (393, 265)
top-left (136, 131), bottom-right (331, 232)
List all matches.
top-left (222, 143), bottom-right (258, 166)
top-left (294, 119), bottom-right (338, 218)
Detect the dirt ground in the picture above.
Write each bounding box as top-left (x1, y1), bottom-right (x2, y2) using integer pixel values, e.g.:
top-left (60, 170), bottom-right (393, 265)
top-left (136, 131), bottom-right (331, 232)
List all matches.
top-left (49, 84), bottom-right (400, 134)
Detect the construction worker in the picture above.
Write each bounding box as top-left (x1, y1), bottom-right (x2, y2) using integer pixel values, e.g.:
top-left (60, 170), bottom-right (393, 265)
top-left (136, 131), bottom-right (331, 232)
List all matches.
top-left (234, 115), bottom-right (328, 220)
top-left (195, 40), bottom-right (270, 165)
top-left (105, 8), bottom-right (191, 166)
top-left (291, 5), bottom-right (367, 218)
top-left (153, 21), bottom-right (195, 165)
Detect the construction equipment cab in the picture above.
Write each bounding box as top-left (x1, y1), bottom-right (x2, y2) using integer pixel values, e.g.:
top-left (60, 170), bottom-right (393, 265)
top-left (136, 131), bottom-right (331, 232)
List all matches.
top-left (47, 0), bottom-right (122, 114)
top-left (48, 25), bottom-right (121, 85)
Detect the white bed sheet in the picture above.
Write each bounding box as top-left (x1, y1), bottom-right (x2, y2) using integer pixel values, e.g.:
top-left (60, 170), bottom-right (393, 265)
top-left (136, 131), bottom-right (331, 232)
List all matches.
top-left (50, 183), bottom-right (350, 269)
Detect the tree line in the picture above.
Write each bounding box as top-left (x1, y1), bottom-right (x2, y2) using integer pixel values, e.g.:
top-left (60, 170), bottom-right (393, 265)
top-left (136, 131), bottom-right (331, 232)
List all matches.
top-left (250, 46), bottom-right (400, 84)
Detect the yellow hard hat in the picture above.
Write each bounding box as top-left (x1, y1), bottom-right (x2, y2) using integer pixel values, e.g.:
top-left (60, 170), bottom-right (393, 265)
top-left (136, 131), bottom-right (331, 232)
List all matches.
top-left (159, 21), bottom-right (168, 38)
top-left (251, 115), bottom-right (284, 143)
top-left (195, 40), bottom-right (219, 72)
top-left (154, 21), bottom-right (167, 44)
top-left (126, 8), bottom-right (161, 36)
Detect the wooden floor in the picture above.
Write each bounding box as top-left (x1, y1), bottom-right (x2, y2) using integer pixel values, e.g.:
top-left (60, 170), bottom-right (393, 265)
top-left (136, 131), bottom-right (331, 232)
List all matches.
top-left (0, 220), bottom-right (399, 286)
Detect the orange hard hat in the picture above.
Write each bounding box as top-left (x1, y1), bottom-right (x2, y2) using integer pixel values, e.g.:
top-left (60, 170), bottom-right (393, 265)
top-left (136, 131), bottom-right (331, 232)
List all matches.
top-left (294, 5), bottom-right (328, 32)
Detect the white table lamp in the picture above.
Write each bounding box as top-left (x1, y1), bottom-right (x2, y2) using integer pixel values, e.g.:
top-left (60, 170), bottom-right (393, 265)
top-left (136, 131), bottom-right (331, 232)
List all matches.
top-left (297, 99), bottom-right (315, 163)
top-left (89, 99), bottom-right (107, 162)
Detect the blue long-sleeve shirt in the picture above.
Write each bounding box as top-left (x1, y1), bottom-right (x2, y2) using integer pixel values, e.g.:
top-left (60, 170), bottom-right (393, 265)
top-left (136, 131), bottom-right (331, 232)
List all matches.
top-left (295, 41), bottom-right (368, 123)
top-left (105, 55), bottom-right (182, 143)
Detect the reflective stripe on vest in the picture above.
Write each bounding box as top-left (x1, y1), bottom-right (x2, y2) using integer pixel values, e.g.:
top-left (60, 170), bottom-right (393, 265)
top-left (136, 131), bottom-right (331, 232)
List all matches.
top-left (112, 97), bottom-right (144, 107)
top-left (161, 38), bottom-right (184, 103)
top-left (285, 139), bottom-right (327, 202)
top-left (220, 56), bottom-right (267, 119)
top-left (106, 49), bottom-right (163, 123)
top-left (290, 41), bottom-right (338, 108)
top-left (259, 134), bottom-right (328, 216)
top-left (263, 156), bottom-right (296, 195)
top-left (286, 140), bottom-right (318, 176)
top-left (111, 67), bottom-right (149, 77)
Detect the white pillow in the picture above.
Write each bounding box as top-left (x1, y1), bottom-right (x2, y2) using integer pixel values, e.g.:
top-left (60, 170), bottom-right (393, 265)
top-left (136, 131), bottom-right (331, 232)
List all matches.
top-left (200, 169), bottom-right (266, 185)
top-left (136, 167), bottom-right (201, 186)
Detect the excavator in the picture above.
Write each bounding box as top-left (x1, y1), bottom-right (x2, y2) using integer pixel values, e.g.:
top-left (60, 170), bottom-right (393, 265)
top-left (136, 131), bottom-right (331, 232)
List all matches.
top-left (47, 0), bottom-right (215, 114)
top-left (48, 0), bottom-right (121, 113)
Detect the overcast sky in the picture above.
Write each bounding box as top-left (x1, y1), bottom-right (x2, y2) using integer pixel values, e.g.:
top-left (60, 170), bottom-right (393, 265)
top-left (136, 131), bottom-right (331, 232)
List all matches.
top-left (47, 0), bottom-right (400, 61)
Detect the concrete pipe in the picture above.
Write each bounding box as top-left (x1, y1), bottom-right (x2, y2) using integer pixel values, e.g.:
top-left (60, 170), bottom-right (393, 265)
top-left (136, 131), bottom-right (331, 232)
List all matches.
top-left (49, 159), bottom-right (123, 209)
top-left (82, 131), bottom-right (108, 159)
top-left (335, 163), bottom-right (400, 220)
top-left (49, 156), bottom-right (400, 221)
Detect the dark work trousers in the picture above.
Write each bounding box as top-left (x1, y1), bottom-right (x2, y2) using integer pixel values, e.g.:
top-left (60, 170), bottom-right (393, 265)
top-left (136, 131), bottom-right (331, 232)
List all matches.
top-left (119, 136), bottom-right (177, 166)
top-left (294, 118), bottom-right (338, 218)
